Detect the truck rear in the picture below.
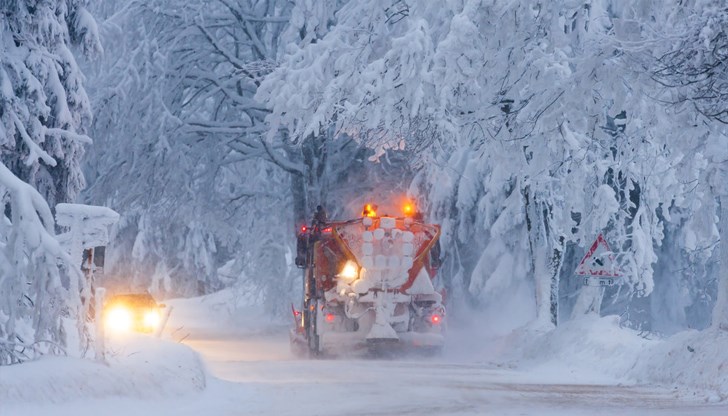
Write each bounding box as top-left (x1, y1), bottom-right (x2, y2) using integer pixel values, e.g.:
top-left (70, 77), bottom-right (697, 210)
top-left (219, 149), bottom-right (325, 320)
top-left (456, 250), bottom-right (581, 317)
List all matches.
top-left (291, 203), bottom-right (445, 356)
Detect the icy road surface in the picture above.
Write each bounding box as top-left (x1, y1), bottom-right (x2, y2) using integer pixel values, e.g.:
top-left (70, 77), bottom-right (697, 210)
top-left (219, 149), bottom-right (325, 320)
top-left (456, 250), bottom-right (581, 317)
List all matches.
top-left (175, 327), bottom-right (725, 416)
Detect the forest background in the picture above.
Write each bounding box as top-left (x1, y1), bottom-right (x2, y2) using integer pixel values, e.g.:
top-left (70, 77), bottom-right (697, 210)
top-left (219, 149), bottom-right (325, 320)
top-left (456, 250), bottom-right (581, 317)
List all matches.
top-left (1, 0), bottom-right (727, 363)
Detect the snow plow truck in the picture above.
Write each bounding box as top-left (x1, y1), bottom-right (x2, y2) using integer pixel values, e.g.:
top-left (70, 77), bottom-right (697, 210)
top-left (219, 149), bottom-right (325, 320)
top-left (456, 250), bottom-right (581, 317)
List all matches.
top-left (291, 202), bottom-right (445, 356)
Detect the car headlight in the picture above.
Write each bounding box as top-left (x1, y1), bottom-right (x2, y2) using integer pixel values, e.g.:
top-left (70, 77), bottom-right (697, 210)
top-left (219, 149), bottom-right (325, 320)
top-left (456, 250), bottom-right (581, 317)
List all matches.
top-left (143, 309), bottom-right (161, 329)
top-left (105, 307), bottom-right (132, 332)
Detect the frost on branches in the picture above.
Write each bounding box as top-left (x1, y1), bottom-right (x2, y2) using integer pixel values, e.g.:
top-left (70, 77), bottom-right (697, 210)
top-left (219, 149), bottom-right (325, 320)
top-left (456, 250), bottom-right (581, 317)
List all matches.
top-left (75, 0), bottom-right (728, 335)
top-left (0, 0), bottom-right (99, 364)
top-left (82, 0), bottom-right (294, 300)
top-left (650, 0), bottom-right (728, 330)
top-left (262, 0), bottom-right (726, 333)
top-left (82, 0), bottom-right (384, 314)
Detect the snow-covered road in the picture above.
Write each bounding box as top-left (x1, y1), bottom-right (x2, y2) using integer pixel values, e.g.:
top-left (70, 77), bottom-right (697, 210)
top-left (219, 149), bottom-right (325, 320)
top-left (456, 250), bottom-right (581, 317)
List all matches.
top-left (5, 291), bottom-right (728, 416)
top-left (176, 328), bottom-right (725, 416)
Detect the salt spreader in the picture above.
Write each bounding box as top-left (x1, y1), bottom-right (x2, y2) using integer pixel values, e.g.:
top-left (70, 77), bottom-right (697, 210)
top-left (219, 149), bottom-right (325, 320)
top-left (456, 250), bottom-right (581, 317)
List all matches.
top-left (291, 202), bottom-right (445, 356)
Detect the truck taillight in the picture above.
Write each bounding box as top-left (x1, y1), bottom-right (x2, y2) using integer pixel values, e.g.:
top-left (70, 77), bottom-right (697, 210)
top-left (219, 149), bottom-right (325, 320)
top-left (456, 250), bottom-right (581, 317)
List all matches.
top-left (430, 314), bottom-right (442, 325)
top-left (325, 313), bottom-right (335, 323)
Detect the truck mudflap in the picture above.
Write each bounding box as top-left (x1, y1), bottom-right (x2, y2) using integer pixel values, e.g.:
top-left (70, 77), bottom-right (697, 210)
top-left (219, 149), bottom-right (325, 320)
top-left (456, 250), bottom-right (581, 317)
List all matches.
top-left (319, 331), bottom-right (444, 356)
top-left (289, 328), bottom-right (308, 357)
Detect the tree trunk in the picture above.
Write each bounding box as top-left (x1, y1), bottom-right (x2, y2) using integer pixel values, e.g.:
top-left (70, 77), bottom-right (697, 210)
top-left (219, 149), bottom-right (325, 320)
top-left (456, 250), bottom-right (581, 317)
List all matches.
top-left (290, 172), bottom-right (308, 227)
top-left (713, 193), bottom-right (728, 330)
top-left (533, 243), bottom-right (555, 328)
top-left (549, 236), bottom-right (565, 325)
top-left (524, 186), bottom-right (555, 328)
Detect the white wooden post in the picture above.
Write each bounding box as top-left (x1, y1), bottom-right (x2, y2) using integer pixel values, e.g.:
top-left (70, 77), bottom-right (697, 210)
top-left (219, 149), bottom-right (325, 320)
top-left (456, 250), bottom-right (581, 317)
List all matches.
top-left (95, 287), bottom-right (106, 362)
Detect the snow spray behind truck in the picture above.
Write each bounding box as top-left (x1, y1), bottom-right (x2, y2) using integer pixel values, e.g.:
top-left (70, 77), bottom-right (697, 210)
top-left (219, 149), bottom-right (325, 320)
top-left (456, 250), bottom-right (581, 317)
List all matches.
top-left (291, 202), bottom-right (445, 356)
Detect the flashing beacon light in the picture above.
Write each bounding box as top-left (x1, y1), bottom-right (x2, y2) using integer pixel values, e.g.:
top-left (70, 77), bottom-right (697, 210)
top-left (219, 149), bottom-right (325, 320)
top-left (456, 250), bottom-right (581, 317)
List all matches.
top-left (362, 203), bottom-right (377, 218)
top-left (403, 201), bottom-right (415, 217)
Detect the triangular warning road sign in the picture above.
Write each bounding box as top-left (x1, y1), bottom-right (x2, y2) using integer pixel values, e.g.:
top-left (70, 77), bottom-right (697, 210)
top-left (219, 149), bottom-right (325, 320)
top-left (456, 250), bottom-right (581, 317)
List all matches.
top-left (575, 234), bottom-right (622, 277)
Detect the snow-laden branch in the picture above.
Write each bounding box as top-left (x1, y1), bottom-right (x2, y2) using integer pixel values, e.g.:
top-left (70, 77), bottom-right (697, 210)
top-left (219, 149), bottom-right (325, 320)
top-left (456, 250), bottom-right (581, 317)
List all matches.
top-left (218, 0), bottom-right (272, 60)
top-left (44, 127), bottom-right (93, 144)
top-left (260, 138), bottom-right (306, 175)
top-left (10, 112), bottom-right (57, 167)
top-left (0, 162), bottom-right (86, 365)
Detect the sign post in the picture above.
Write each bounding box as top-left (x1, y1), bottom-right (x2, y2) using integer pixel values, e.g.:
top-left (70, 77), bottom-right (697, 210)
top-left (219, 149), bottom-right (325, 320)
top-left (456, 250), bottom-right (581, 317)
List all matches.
top-left (575, 234), bottom-right (622, 286)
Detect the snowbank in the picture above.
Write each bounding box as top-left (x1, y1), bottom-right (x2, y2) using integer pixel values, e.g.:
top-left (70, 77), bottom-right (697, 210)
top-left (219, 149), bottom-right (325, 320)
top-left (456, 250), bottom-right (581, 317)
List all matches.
top-left (0, 286), bottom-right (274, 408)
top-left (0, 334), bottom-right (206, 405)
top-left (634, 328), bottom-right (728, 401)
top-left (490, 315), bottom-right (728, 400)
top-left (508, 315), bottom-right (652, 381)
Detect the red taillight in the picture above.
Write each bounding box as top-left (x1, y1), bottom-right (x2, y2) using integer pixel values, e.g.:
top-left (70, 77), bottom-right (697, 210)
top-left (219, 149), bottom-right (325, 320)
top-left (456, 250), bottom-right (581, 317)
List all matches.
top-left (430, 314), bottom-right (442, 324)
top-left (300, 225), bottom-right (308, 233)
top-left (322, 227), bottom-right (332, 233)
top-left (325, 313), bottom-right (335, 323)
top-left (291, 304), bottom-right (301, 317)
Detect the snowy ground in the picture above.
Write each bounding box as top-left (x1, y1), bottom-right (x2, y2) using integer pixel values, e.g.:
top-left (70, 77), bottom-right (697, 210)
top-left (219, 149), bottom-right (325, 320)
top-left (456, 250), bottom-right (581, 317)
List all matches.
top-left (2, 289), bottom-right (727, 415)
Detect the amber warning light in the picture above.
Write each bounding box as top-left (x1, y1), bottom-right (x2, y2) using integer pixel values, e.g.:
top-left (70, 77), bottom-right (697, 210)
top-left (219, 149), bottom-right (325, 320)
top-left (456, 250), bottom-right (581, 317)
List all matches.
top-left (403, 202), bottom-right (415, 217)
top-left (362, 204), bottom-right (377, 217)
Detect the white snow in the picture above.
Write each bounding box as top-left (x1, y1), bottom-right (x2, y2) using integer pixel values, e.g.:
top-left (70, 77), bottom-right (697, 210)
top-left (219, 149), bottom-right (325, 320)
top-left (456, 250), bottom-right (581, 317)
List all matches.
top-left (380, 217), bottom-right (396, 229)
top-left (4, 1), bottom-right (728, 414)
top-left (406, 267), bottom-right (437, 295)
top-left (0, 334), bottom-right (205, 412)
top-left (451, 312), bottom-right (728, 402)
top-left (3, 289), bottom-right (728, 415)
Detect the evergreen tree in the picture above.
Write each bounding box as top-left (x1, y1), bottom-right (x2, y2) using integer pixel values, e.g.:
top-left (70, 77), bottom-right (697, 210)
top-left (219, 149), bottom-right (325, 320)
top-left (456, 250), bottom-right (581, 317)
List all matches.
top-left (0, 0), bottom-right (100, 364)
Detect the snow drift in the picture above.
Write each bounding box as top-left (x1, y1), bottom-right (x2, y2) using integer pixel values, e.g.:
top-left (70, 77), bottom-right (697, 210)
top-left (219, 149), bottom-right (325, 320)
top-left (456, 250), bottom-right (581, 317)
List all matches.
top-left (0, 334), bottom-right (206, 405)
top-left (472, 314), bottom-right (728, 400)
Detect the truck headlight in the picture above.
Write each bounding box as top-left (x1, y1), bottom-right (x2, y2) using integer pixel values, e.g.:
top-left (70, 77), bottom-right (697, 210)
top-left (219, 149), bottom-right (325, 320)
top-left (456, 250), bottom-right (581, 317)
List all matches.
top-left (338, 260), bottom-right (359, 283)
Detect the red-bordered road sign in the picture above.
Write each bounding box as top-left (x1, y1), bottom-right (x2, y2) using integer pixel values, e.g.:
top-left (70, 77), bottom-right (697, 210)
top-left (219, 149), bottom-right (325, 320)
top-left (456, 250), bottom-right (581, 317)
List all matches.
top-left (576, 233), bottom-right (622, 277)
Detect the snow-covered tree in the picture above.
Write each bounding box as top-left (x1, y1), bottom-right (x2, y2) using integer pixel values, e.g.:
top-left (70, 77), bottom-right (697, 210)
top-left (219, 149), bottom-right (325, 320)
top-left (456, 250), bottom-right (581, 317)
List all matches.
top-left (82, 0), bottom-right (288, 297)
top-left (83, 0), bottom-right (379, 315)
top-left (77, 0), bottom-right (725, 335)
top-left (259, 0), bottom-right (720, 332)
top-left (0, 0), bottom-right (99, 364)
top-left (649, 0), bottom-right (728, 330)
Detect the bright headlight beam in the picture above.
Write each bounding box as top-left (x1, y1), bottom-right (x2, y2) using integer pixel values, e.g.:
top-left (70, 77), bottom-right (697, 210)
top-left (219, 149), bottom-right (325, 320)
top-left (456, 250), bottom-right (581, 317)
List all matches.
top-left (339, 260), bottom-right (359, 282)
top-left (105, 307), bottom-right (132, 332)
top-left (143, 310), bottom-right (161, 329)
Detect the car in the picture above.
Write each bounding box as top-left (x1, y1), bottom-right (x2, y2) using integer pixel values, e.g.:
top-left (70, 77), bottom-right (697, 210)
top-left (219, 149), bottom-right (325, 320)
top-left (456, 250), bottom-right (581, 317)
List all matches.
top-left (103, 293), bottom-right (165, 334)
